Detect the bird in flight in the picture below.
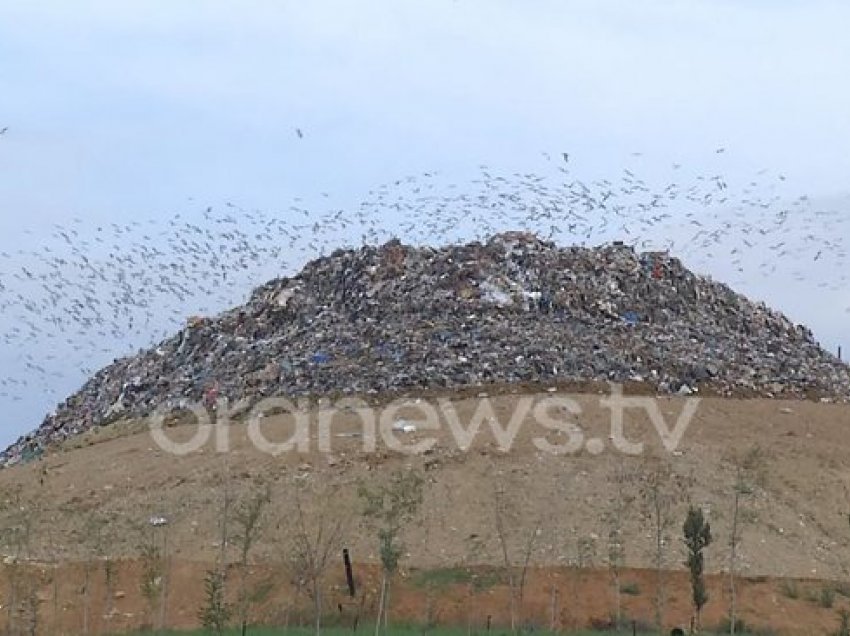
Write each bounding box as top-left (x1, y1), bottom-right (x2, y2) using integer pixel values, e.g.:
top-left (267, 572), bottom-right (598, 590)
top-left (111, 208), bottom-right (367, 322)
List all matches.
top-left (295, 128), bottom-right (304, 139)
top-left (0, 127), bottom-right (8, 135)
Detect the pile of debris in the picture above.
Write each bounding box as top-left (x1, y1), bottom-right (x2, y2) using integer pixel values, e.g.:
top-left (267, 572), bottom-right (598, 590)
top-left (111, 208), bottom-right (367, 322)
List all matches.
top-left (3, 233), bottom-right (848, 465)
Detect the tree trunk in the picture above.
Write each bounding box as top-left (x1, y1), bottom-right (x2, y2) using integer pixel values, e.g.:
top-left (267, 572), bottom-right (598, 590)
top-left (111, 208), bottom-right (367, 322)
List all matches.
top-left (729, 491), bottom-right (740, 636)
top-left (655, 496), bottom-right (665, 636)
top-left (82, 563), bottom-right (90, 635)
top-left (508, 572), bottom-right (517, 634)
top-left (240, 564), bottom-right (248, 636)
top-left (160, 529), bottom-right (169, 632)
top-left (374, 572), bottom-right (387, 636)
top-left (383, 577), bottom-right (391, 631)
top-left (549, 585), bottom-right (558, 632)
top-left (613, 567), bottom-right (621, 630)
top-left (8, 564), bottom-right (18, 635)
top-left (314, 582), bottom-right (322, 636)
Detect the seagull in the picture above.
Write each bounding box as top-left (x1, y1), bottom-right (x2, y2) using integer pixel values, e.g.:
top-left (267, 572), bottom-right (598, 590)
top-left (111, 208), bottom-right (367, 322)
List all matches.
top-left (295, 128), bottom-right (304, 139)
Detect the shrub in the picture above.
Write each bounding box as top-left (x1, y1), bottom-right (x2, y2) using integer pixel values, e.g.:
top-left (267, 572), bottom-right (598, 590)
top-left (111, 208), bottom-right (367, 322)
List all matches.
top-left (715, 616), bottom-right (748, 633)
top-left (198, 569), bottom-right (231, 634)
top-left (779, 579), bottom-right (800, 599)
top-left (820, 586), bottom-right (836, 608)
top-left (834, 609), bottom-right (850, 636)
top-left (714, 616), bottom-right (781, 636)
top-left (621, 581), bottom-right (641, 596)
top-left (833, 582), bottom-right (850, 598)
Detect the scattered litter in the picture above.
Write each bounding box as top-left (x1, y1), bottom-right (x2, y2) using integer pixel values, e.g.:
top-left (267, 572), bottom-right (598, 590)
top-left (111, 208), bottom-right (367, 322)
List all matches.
top-left (392, 420), bottom-right (418, 434)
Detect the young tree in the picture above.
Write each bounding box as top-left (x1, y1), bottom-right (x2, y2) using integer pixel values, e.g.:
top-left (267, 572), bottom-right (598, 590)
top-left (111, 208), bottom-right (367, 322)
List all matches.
top-left (639, 458), bottom-right (690, 634)
top-left (200, 454), bottom-right (235, 636)
top-left (358, 468), bottom-right (424, 636)
top-left (103, 556), bottom-right (119, 630)
top-left (75, 508), bottom-right (120, 635)
top-left (135, 502), bottom-right (173, 633)
top-left (459, 532), bottom-right (486, 635)
top-left (201, 459), bottom-right (234, 636)
top-left (603, 458), bottom-right (634, 630)
top-left (33, 467), bottom-right (64, 636)
top-left (727, 446), bottom-right (766, 635)
top-left (0, 486), bottom-right (41, 635)
top-left (486, 472), bottom-right (542, 633)
top-left (232, 483), bottom-right (272, 636)
top-left (683, 505), bottom-right (712, 631)
top-left (565, 533), bottom-right (597, 631)
top-left (199, 568), bottom-right (232, 635)
top-left (288, 484), bottom-right (347, 636)
top-left (138, 529), bottom-right (164, 632)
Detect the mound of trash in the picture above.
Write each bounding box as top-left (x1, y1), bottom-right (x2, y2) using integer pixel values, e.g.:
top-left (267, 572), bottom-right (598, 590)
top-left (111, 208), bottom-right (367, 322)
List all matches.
top-left (3, 232), bottom-right (848, 465)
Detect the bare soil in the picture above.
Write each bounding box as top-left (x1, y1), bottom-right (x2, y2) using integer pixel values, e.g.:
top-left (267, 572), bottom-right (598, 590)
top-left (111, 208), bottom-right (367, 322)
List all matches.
top-left (0, 389), bottom-right (849, 634)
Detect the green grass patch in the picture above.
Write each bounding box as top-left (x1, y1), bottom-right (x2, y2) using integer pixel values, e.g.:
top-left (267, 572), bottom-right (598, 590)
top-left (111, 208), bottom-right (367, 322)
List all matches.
top-left (410, 566), bottom-right (505, 591)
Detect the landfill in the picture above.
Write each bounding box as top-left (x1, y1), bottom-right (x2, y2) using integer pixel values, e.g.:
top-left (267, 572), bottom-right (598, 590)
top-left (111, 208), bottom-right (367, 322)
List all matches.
top-left (2, 232), bottom-right (848, 466)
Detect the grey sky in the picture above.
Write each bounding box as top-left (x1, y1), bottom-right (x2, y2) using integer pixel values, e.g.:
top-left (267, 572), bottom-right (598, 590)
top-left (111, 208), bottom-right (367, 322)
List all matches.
top-left (1, 1), bottom-right (849, 446)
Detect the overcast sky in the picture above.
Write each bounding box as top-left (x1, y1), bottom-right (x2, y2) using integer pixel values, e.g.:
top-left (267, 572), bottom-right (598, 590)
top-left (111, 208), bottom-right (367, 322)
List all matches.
top-left (1, 1), bottom-right (849, 446)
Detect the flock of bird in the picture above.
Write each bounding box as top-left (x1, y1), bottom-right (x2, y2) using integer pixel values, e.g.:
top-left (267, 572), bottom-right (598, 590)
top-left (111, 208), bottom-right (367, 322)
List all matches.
top-left (0, 146), bottom-right (848, 434)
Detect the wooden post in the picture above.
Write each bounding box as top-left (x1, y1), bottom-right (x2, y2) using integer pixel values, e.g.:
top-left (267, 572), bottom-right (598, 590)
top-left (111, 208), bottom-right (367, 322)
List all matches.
top-left (344, 548), bottom-right (356, 597)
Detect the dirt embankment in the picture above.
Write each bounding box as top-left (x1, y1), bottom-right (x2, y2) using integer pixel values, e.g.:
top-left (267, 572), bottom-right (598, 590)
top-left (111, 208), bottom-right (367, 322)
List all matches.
top-left (0, 391), bottom-right (849, 634)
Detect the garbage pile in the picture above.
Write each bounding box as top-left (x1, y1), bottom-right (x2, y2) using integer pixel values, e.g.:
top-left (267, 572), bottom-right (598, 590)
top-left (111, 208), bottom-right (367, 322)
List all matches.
top-left (3, 232), bottom-right (848, 465)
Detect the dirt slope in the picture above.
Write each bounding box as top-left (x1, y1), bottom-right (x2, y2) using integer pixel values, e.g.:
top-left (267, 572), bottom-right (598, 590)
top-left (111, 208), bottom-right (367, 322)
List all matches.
top-left (2, 389), bottom-right (850, 633)
top-left (1, 390), bottom-right (848, 580)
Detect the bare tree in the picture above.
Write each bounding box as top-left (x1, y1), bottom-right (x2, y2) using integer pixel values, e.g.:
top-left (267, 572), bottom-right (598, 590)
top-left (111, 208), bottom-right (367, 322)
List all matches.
top-left (103, 553), bottom-right (119, 631)
top-left (603, 458), bottom-right (634, 630)
top-left (491, 478), bottom-right (542, 634)
top-left (200, 466), bottom-right (235, 636)
top-left (231, 483), bottom-right (271, 636)
top-left (75, 508), bottom-right (118, 635)
top-left (639, 458), bottom-right (690, 634)
top-left (218, 456), bottom-right (233, 595)
top-left (460, 532), bottom-right (486, 635)
top-left (137, 523), bottom-right (165, 632)
top-left (727, 446), bottom-right (766, 635)
top-left (0, 485), bottom-right (43, 636)
top-left (287, 484), bottom-right (347, 636)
